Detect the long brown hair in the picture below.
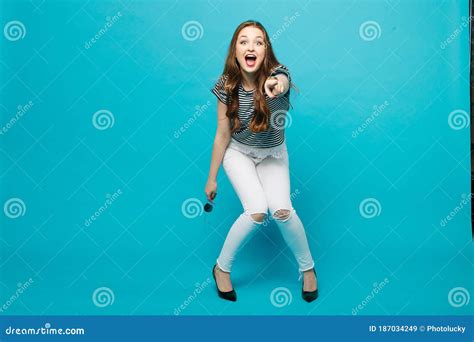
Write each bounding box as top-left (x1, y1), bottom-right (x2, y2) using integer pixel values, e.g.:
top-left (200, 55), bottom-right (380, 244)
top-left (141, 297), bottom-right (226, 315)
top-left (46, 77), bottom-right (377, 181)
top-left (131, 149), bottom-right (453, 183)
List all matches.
top-left (222, 20), bottom-right (280, 133)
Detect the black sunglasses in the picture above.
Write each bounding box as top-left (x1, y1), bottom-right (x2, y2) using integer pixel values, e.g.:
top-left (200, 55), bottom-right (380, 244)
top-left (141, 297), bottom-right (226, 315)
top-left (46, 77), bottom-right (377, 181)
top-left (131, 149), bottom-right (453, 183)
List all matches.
top-left (204, 193), bottom-right (217, 213)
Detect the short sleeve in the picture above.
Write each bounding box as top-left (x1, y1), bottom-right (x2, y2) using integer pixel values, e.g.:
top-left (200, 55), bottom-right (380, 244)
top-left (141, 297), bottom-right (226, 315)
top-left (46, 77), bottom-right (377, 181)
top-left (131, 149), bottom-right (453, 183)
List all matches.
top-left (211, 75), bottom-right (229, 105)
top-left (270, 64), bottom-right (291, 83)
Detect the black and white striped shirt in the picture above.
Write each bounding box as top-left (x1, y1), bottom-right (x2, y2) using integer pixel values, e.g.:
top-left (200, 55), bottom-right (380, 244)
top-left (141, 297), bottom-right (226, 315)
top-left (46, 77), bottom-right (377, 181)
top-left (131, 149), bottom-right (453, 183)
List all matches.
top-left (211, 65), bottom-right (291, 148)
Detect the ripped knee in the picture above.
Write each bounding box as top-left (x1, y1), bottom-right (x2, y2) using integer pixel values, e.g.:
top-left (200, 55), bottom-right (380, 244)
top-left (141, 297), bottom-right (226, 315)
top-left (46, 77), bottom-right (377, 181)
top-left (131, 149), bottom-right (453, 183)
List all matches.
top-left (272, 209), bottom-right (292, 222)
top-left (250, 212), bottom-right (267, 223)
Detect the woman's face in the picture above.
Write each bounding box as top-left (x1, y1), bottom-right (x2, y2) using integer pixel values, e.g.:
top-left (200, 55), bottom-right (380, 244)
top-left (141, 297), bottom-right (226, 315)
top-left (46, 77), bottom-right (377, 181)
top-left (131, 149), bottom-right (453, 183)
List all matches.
top-left (235, 26), bottom-right (266, 74)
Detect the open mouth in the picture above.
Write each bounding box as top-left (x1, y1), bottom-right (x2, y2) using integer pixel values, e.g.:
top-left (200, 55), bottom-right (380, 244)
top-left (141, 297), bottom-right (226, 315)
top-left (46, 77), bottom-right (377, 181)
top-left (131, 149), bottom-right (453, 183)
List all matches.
top-left (244, 54), bottom-right (257, 67)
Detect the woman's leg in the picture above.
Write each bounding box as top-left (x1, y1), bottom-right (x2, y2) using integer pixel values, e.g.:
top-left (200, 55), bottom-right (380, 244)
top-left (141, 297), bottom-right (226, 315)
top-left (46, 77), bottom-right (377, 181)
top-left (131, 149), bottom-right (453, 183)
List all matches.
top-left (216, 147), bottom-right (268, 273)
top-left (256, 149), bottom-right (315, 274)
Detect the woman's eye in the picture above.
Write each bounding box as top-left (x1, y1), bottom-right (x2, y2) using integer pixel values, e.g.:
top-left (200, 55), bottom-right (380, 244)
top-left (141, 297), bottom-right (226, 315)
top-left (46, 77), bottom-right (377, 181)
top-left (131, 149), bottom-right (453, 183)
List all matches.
top-left (240, 41), bottom-right (247, 45)
top-left (257, 41), bottom-right (263, 46)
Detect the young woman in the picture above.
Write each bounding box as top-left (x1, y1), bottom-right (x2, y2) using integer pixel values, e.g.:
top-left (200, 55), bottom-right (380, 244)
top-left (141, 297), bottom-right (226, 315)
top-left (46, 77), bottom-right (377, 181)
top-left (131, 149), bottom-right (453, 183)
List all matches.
top-left (205, 20), bottom-right (318, 303)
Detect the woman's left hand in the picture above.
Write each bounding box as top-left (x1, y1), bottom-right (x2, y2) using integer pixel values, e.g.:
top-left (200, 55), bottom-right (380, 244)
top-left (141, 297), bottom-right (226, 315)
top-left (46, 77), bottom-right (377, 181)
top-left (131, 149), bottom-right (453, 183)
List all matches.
top-left (264, 76), bottom-right (285, 98)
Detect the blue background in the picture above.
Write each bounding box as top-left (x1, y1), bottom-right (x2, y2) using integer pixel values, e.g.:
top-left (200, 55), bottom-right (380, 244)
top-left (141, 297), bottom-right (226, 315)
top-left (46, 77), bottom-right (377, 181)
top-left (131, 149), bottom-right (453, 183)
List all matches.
top-left (0, 0), bottom-right (472, 316)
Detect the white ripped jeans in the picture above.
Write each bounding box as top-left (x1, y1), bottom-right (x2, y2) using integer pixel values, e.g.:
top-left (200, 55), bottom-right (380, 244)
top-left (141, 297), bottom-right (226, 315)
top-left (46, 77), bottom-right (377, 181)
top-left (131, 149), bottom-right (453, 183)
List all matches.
top-left (216, 141), bottom-right (315, 276)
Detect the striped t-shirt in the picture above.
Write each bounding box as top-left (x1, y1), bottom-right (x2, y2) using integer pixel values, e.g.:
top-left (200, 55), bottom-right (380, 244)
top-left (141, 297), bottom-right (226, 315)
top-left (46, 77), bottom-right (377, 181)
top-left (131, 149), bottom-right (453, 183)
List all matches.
top-left (211, 64), bottom-right (291, 148)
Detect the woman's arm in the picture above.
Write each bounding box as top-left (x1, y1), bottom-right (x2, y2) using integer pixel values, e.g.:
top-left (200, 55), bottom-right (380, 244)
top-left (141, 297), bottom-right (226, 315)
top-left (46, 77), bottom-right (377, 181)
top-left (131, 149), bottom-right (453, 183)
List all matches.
top-left (204, 100), bottom-right (231, 201)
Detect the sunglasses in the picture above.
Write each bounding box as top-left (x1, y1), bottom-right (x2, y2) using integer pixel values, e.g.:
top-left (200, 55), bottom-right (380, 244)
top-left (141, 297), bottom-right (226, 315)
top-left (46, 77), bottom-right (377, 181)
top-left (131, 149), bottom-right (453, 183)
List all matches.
top-left (204, 193), bottom-right (217, 213)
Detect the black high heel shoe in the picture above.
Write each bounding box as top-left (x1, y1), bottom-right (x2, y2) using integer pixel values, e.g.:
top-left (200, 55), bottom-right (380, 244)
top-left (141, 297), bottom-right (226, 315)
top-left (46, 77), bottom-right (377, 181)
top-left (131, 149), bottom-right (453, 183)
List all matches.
top-left (212, 264), bottom-right (237, 302)
top-left (301, 268), bottom-right (318, 303)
